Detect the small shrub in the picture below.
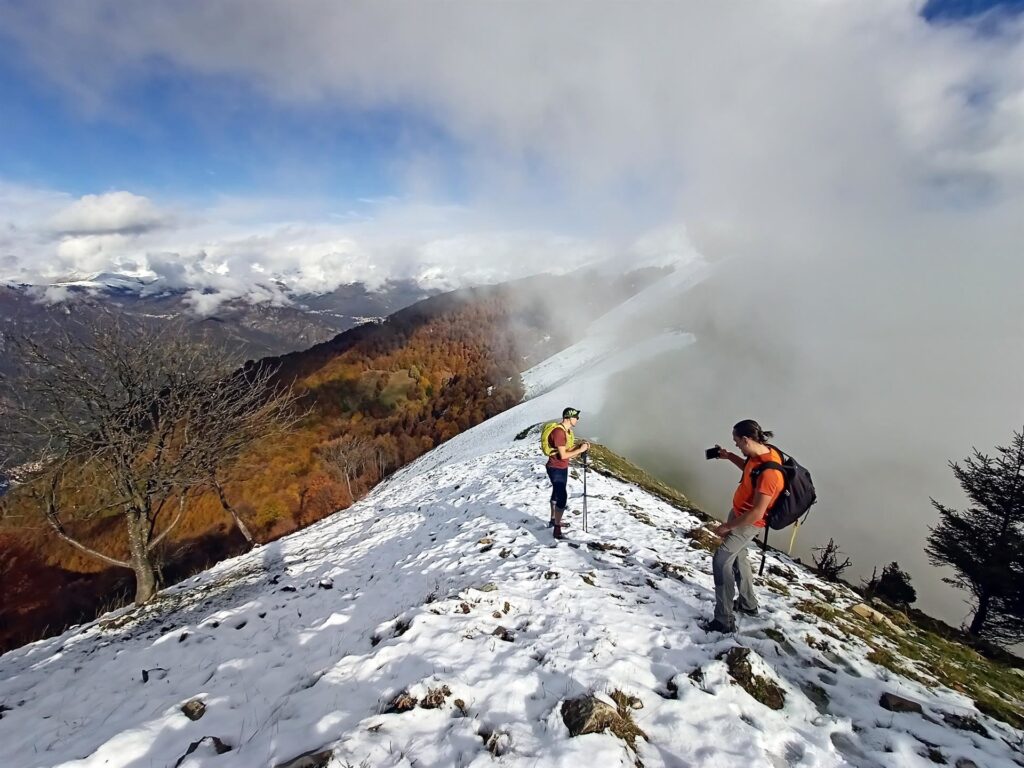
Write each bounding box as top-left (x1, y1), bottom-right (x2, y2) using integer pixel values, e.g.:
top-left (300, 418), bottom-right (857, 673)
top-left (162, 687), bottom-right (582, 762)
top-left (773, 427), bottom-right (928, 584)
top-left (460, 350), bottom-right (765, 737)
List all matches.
top-left (812, 539), bottom-right (852, 582)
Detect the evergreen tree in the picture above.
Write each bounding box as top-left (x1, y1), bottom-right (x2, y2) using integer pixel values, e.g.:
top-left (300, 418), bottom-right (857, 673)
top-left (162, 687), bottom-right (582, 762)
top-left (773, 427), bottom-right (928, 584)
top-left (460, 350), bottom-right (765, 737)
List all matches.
top-left (868, 561), bottom-right (917, 607)
top-left (925, 428), bottom-right (1024, 645)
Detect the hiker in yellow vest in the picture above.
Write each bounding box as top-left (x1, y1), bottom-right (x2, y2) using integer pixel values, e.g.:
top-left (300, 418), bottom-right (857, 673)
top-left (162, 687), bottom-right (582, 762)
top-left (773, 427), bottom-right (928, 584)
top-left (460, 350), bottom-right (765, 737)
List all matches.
top-left (542, 407), bottom-right (590, 540)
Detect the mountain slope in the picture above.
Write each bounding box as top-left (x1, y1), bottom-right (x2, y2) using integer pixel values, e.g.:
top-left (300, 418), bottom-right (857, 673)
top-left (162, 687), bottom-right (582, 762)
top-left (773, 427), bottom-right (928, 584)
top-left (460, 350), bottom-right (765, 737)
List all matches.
top-left (3, 254), bottom-right (1021, 768)
top-left (0, 279), bottom-right (435, 368)
top-left (1, 431), bottom-right (1021, 767)
top-left (0, 266), bottom-right (670, 653)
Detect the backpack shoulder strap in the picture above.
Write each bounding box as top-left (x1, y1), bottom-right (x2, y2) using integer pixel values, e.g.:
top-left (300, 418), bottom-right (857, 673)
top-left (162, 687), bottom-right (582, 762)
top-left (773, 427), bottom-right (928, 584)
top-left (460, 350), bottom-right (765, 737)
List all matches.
top-left (750, 460), bottom-right (786, 484)
top-left (545, 423), bottom-right (570, 443)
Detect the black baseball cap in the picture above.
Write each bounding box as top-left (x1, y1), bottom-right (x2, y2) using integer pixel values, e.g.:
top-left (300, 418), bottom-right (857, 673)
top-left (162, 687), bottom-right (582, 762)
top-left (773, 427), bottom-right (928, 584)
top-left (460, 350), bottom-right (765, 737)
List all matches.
top-left (563, 407), bottom-right (581, 419)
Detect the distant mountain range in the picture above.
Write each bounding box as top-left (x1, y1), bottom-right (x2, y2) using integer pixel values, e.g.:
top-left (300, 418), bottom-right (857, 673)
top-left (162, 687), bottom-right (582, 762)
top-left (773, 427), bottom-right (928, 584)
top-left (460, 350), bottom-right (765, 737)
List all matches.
top-left (0, 275), bottom-right (436, 368)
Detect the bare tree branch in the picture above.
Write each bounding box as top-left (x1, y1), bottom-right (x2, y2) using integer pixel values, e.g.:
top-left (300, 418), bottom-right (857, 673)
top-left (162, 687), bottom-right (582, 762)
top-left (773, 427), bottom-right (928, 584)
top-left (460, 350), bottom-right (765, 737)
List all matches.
top-left (0, 313), bottom-right (303, 603)
top-left (42, 470), bottom-right (130, 569)
top-left (148, 495), bottom-right (187, 552)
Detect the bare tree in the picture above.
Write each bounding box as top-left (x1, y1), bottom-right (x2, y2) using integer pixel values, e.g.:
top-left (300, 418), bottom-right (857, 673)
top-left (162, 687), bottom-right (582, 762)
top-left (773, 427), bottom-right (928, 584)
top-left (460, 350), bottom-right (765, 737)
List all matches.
top-left (0, 315), bottom-right (301, 604)
top-left (812, 538), bottom-right (853, 582)
top-left (372, 439), bottom-right (400, 482)
top-left (321, 434), bottom-right (372, 502)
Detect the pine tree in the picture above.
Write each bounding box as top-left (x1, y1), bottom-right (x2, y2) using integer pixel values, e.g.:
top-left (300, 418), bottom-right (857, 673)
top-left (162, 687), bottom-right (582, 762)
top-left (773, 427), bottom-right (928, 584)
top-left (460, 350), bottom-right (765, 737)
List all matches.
top-left (925, 427), bottom-right (1024, 645)
top-left (872, 562), bottom-right (917, 607)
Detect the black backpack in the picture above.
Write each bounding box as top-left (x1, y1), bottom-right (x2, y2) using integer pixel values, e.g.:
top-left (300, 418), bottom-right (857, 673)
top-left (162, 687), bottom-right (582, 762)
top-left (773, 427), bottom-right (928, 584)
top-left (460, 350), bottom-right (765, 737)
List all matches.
top-left (749, 445), bottom-right (817, 530)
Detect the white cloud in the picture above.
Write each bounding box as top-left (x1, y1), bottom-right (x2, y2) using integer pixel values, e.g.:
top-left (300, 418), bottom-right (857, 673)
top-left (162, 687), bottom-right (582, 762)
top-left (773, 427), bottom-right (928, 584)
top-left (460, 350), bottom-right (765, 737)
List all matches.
top-left (0, 185), bottom-right (631, 312)
top-left (50, 191), bottom-right (168, 236)
top-left (4, 2), bottom-right (1023, 210)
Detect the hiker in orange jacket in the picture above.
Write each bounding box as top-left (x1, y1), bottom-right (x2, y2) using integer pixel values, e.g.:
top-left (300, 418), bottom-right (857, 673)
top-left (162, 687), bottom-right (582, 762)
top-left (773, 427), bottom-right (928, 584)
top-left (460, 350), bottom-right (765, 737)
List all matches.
top-left (704, 419), bottom-right (785, 633)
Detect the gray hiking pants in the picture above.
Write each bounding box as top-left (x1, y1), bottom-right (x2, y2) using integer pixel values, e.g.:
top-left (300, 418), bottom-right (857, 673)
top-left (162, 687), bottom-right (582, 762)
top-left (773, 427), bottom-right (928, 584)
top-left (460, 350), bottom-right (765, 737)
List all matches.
top-left (712, 521), bottom-right (761, 629)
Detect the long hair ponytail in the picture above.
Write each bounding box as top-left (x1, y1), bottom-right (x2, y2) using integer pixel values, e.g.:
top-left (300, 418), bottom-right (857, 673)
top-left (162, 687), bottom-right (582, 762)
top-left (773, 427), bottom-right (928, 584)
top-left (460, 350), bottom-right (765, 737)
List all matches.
top-left (733, 419), bottom-right (774, 445)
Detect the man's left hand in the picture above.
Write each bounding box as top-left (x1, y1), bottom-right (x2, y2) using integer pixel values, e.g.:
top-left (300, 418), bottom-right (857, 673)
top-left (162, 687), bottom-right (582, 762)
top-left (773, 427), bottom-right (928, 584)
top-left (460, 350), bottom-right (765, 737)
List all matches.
top-left (713, 523), bottom-right (731, 538)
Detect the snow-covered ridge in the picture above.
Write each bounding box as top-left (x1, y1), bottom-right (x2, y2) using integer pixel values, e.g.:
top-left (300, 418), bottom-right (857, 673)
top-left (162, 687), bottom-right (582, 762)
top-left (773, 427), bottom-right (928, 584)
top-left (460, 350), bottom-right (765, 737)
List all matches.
top-left (0, 436), bottom-right (1019, 768)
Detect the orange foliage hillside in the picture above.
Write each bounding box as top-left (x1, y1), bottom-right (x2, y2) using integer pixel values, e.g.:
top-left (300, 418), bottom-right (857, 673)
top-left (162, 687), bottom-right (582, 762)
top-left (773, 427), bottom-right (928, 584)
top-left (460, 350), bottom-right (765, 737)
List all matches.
top-left (0, 268), bottom-right (667, 652)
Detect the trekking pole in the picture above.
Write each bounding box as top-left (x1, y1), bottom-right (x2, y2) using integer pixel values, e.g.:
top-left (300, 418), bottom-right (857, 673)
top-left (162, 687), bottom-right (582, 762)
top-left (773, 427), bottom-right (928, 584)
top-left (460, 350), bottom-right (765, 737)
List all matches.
top-left (582, 449), bottom-right (589, 533)
top-left (758, 526), bottom-right (769, 576)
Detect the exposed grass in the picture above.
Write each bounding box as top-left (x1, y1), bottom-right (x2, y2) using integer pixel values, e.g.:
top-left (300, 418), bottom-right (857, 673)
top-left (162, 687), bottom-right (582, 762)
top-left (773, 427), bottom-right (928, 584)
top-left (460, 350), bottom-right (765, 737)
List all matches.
top-left (768, 565), bottom-right (798, 583)
top-left (683, 525), bottom-right (720, 553)
top-left (763, 578), bottom-right (792, 596)
top-left (866, 647), bottom-right (911, 676)
top-left (763, 627), bottom-right (786, 645)
top-left (419, 685), bottom-right (452, 709)
top-left (383, 691), bottom-right (417, 714)
top-left (656, 561), bottom-right (692, 582)
top-left (587, 541), bottom-right (629, 554)
top-left (718, 647), bottom-right (786, 710)
top-left (608, 690), bottom-right (649, 757)
top-left (794, 599), bottom-right (836, 621)
top-left (888, 629), bottom-right (1024, 729)
top-left (793, 600), bottom-right (1024, 729)
top-left (514, 423), bottom-right (539, 441)
top-left (629, 510), bottom-right (655, 526)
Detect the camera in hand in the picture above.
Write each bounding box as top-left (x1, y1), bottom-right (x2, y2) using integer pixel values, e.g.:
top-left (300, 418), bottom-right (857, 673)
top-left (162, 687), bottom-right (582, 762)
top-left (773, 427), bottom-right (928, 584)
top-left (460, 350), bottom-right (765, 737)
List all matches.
top-left (705, 446), bottom-right (721, 460)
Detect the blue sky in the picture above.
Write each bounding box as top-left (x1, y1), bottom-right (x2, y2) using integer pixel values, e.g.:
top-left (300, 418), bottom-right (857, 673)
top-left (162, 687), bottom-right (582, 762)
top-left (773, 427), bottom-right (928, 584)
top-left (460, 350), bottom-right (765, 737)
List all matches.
top-left (0, 0), bottom-right (1021, 299)
top-left (0, 0), bottom-right (1019, 210)
top-left (0, 55), bottom-right (457, 206)
top-left (923, 0), bottom-right (1024, 21)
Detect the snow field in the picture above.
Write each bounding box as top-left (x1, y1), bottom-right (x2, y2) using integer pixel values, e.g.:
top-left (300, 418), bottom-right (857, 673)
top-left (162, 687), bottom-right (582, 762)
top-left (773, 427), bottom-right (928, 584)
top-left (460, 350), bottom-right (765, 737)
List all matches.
top-left (2, 439), bottom-right (1018, 768)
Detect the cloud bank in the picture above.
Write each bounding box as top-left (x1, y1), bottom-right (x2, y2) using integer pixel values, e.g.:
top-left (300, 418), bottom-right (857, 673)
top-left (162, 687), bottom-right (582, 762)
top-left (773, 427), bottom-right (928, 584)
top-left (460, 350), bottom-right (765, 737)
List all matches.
top-left (0, 183), bottom-right (635, 311)
top-left (1, 2), bottom-right (1021, 295)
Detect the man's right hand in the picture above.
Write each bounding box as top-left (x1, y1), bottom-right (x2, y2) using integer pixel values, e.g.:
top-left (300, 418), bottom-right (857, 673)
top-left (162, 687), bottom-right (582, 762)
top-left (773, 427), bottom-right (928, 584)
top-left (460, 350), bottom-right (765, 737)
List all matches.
top-left (579, 442), bottom-right (590, 454)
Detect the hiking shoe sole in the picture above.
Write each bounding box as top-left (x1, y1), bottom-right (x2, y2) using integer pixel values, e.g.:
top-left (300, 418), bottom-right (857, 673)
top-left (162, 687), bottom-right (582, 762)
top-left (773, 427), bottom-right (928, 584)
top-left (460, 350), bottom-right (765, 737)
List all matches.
top-left (733, 601), bottom-right (759, 617)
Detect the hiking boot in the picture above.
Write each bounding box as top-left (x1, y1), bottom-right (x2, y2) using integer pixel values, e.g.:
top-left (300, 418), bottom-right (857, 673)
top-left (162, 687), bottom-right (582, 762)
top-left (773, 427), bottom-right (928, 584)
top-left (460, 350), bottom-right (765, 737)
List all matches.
top-left (734, 601), bottom-right (759, 617)
top-left (553, 525), bottom-right (566, 540)
top-left (700, 618), bottom-right (735, 634)
top-left (547, 519), bottom-right (569, 529)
